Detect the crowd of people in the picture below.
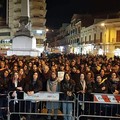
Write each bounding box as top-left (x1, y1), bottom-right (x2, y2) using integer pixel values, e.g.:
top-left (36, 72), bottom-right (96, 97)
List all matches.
top-left (0, 54), bottom-right (120, 120)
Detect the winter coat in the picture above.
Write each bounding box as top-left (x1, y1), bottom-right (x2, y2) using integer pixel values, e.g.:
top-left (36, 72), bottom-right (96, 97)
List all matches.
top-left (46, 78), bottom-right (60, 109)
top-left (60, 79), bottom-right (75, 100)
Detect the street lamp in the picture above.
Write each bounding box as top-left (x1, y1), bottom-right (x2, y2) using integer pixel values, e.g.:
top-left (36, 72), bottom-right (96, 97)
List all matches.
top-left (101, 23), bottom-right (105, 27)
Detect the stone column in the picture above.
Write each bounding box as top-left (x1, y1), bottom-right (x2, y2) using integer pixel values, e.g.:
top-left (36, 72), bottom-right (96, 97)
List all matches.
top-left (21, 0), bottom-right (30, 17)
top-left (15, 0), bottom-right (31, 37)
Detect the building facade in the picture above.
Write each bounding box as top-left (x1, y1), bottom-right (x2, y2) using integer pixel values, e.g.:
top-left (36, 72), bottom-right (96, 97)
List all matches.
top-left (9, 0), bottom-right (47, 47)
top-left (80, 18), bottom-right (120, 57)
top-left (48, 14), bottom-right (120, 58)
top-left (0, 0), bottom-right (47, 52)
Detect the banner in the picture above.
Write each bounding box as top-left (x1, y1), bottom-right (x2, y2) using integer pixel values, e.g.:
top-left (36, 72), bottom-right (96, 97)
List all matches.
top-left (93, 93), bottom-right (120, 103)
top-left (24, 92), bottom-right (59, 101)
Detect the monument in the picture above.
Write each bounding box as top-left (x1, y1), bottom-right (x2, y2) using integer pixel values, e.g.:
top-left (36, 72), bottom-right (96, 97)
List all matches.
top-left (7, 0), bottom-right (41, 56)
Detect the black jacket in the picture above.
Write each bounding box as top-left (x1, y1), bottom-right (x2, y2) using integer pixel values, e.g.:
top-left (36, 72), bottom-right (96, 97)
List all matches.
top-left (60, 79), bottom-right (75, 100)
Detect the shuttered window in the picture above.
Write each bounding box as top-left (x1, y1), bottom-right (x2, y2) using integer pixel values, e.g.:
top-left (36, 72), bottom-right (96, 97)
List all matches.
top-left (116, 30), bottom-right (120, 42)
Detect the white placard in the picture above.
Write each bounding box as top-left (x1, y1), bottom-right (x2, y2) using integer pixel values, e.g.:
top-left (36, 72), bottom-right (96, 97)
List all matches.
top-left (24, 92), bottom-right (59, 101)
top-left (58, 71), bottom-right (64, 81)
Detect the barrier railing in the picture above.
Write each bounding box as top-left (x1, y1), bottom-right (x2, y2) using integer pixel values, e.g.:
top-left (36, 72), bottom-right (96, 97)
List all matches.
top-left (7, 91), bottom-right (76, 120)
top-left (6, 91), bottom-right (120, 120)
top-left (77, 93), bottom-right (120, 120)
top-left (0, 93), bottom-right (8, 120)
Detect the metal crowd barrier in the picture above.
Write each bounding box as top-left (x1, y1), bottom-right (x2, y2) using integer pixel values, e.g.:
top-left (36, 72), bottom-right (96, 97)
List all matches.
top-left (0, 93), bottom-right (8, 120)
top-left (77, 93), bottom-right (120, 120)
top-left (7, 91), bottom-right (76, 120)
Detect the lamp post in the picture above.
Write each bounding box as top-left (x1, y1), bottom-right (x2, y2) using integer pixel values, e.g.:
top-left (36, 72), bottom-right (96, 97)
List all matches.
top-left (44, 28), bottom-right (49, 52)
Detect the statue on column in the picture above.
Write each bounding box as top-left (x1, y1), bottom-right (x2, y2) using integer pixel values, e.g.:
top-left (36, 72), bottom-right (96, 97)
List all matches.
top-left (15, 0), bottom-right (33, 37)
top-left (15, 16), bottom-right (32, 37)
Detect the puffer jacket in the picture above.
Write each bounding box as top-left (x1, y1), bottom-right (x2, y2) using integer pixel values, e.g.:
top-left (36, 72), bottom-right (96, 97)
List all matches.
top-left (60, 79), bottom-right (75, 100)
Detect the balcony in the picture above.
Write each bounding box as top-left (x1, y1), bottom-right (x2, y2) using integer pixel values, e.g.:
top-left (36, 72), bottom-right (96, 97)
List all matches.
top-left (30, 1), bottom-right (46, 9)
top-left (30, 9), bottom-right (46, 18)
top-left (31, 17), bottom-right (46, 25)
top-left (14, 0), bottom-right (21, 4)
top-left (13, 11), bottom-right (21, 20)
top-left (30, 0), bottom-right (46, 4)
top-left (32, 25), bottom-right (45, 30)
top-left (14, 4), bottom-right (21, 12)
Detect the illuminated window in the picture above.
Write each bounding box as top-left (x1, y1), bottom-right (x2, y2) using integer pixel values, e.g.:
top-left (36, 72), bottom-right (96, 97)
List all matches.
top-left (116, 30), bottom-right (120, 42)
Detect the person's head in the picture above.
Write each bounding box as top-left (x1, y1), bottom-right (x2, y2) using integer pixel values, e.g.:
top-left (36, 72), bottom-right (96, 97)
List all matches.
top-left (28, 62), bottom-right (33, 68)
top-left (13, 65), bottom-right (18, 72)
top-left (100, 69), bottom-right (105, 76)
top-left (59, 64), bottom-right (65, 71)
top-left (33, 72), bottom-right (38, 81)
top-left (64, 73), bottom-right (70, 81)
top-left (19, 68), bottom-right (24, 75)
top-left (71, 59), bottom-right (76, 66)
top-left (23, 64), bottom-right (28, 71)
top-left (80, 73), bottom-right (85, 81)
top-left (111, 72), bottom-right (117, 79)
top-left (33, 64), bottom-right (38, 71)
top-left (43, 65), bottom-right (49, 73)
top-left (51, 66), bottom-right (56, 72)
top-left (0, 61), bottom-right (5, 68)
top-left (13, 72), bottom-right (19, 80)
top-left (65, 65), bottom-right (70, 71)
top-left (4, 70), bottom-right (9, 77)
top-left (51, 71), bottom-right (57, 80)
top-left (85, 66), bottom-right (90, 72)
top-left (96, 75), bottom-right (102, 83)
top-left (86, 72), bottom-right (92, 78)
top-left (51, 61), bottom-right (55, 66)
top-left (71, 67), bottom-right (77, 73)
top-left (18, 60), bottom-right (23, 67)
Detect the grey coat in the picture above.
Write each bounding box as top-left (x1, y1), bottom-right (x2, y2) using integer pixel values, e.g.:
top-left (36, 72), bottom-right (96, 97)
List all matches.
top-left (46, 78), bottom-right (60, 109)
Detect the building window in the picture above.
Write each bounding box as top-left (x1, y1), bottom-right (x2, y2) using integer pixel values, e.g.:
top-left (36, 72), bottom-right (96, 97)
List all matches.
top-left (89, 35), bottom-right (91, 43)
top-left (116, 30), bottom-right (120, 42)
top-left (0, 32), bottom-right (10, 36)
top-left (94, 34), bottom-right (96, 43)
top-left (85, 36), bottom-right (87, 43)
top-left (81, 37), bottom-right (83, 44)
top-left (100, 32), bottom-right (102, 42)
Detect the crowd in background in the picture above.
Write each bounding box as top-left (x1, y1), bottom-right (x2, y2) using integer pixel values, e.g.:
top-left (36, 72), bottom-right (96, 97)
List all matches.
top-left (0, 54), bottom-right (120, 120)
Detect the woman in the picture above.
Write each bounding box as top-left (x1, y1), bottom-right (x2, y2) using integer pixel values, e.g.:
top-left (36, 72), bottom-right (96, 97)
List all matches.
top-left (75, 73), bottom-right (90, 114)
top-left (60, 73), bottom-right (75, 120)
top-left (75, 73), bottom-right (87, 94)
top-left (107, 72), bottom-right (120, 94)
top-left (0, 70), bottom-right (10, 119)
top-left (24, 72), bottom-right (42, 120)
top-left (92, 74), bottom-right (108, 93)
top-left (46, 71), bottom-right (60, 120)
top-left (8, 72), bottom-right (24, 120)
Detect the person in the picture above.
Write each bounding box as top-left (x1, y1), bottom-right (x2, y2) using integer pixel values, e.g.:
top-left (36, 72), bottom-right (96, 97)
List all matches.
top-left (60, 73), bottom-right (75, 120)
top-left (41, 65), bottom-right (51, 91)
top-left (0, 70), bottom-right (10, 119)
top-left (92, 74), bottom-right (108, 93)
top-left (75, 73), bottom-right (91, 115)
top-left (46, 71), bottom-right (60, 120)
top-left (8, 72), bottom-right (24, 120)
top-left (107, 72), bottom-right (120, 94)
top-left (24, 72), bottom-right (42, 120)
top-left (92, 74), bottom-right (109, 116)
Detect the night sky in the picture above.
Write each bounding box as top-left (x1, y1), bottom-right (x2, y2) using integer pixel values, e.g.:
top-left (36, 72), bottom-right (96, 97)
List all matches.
top-left (46, 0), bottom-right (120, 29)
top-left (0, 0), bottom-right (6, 18)
top-left (0, 0), bottom-right (120, 29)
